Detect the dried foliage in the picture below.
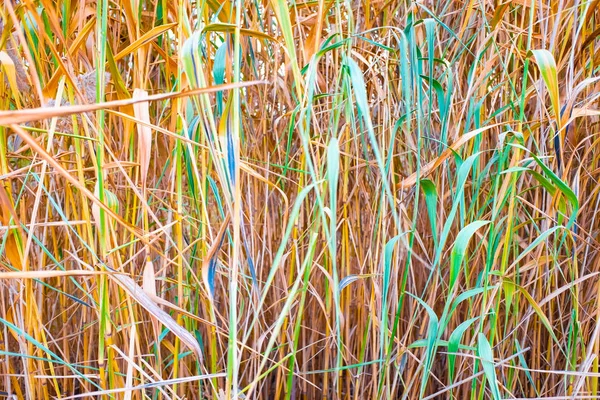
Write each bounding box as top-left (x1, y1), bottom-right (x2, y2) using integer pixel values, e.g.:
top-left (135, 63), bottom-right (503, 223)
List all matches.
top-left (1, 0), bottom-right (600, 399)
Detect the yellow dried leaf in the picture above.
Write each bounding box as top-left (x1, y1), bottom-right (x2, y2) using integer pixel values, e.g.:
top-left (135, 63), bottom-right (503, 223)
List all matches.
top-left (0, 184), bottom-right (24, 270)
top-left (0, 51), bottom-right (21, 107)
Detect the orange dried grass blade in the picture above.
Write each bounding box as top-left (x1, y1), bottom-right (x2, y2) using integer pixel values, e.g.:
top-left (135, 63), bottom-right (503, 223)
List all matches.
top-left (114, 23), bottom-right (178, 61)
top-left (490, 1), bottom-right (511, 30)
top-left (203, 23), bottom-right (279, 43)
top-left (206, 0), bottom-right (233, 21)
top-left (0, 270), bottom-right (112, 279)
top-left (0, 51), bottom-right (23, 107)
top-left (0, 80), bottom-right (266, 126)
top-left (0, 184), bottom-right (25, 270)
top-left (44, 18), bottom-right (96, 99)
top-left (302, 0), bottom-right (333, 63)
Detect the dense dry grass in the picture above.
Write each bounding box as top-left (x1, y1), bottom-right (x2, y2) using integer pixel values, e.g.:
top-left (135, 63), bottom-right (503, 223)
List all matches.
top-left (1, 0), bottom-right (600, 398)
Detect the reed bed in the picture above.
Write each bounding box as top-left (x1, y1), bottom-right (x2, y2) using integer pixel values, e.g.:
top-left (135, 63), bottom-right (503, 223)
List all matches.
top-left (1, 0), bottom-right (600, 398)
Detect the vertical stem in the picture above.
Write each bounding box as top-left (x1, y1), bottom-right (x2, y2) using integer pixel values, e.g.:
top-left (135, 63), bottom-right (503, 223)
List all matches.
top-left (95, 0), bottom-right (109, 394)
top-left (227, 0), bottom-right (243, 397)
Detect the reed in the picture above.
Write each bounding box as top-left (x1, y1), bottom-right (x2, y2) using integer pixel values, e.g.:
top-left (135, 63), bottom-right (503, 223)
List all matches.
top-left (1, 0), bottom-right (599, 398)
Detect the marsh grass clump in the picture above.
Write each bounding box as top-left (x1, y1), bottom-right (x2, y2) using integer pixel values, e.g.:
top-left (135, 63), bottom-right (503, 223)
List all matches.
top-left (1, 1), bottom-right (600, 399)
